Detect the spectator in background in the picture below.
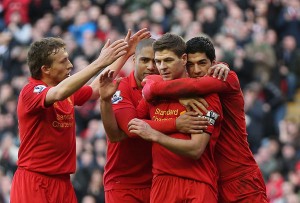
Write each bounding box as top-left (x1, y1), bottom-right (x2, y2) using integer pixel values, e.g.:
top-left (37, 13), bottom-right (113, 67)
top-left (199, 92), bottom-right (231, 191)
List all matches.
top-left (276, 0), bottom-right (300, 48)
top-left (2, 0), bottom-right (30, 25)
top-left (266, 171), bottom-right (284, 202)
top-left (104, 3), bottom-right (126, 34)
top-left (261, 81), bottom-right (287, 137)
top-left (244, 82), bottom-right (266, 153)
top-left (277, 35), bottom-right (300, 101)
top-left (6, 10), bottom-right (32, 45)
top-left (195, 2), bottom-right (223, 38)
top-left (279, 116), bottom-right (300, 147)
top-left (279, 144), bottom-right (299, 179)
top-left (244, 30), bottom-right (276, 84)
top-left (0, 174), bottom-right (11, 203)
top-left (0, 132), bottom-right (18, 176)
top-left (68, 11), bottom-right (97, 46)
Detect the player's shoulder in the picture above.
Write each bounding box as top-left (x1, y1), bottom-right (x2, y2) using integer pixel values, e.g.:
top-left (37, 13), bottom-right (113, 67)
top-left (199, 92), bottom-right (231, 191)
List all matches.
top-left (225, 71), bottom-right (241, 90)
top-left (228, 71), bottom-right (239, 80)
top-left (117, 76), bottom-right (131, 88)
top-left (21, 82), bottom-right (47, 97)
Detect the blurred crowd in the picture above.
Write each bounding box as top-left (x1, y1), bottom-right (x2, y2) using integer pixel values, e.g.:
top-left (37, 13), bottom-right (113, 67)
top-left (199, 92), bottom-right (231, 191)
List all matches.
top-left (0, 0), bottom-right (300, 202)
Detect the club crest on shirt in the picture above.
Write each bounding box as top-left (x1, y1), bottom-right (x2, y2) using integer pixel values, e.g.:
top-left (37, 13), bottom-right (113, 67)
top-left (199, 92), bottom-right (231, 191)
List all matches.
top-left (111, 90), bottom-right (123, 104)
top-left (33, 85), bottom-right (47, 94)
top-left (204, 110), bottom-right (219, 125)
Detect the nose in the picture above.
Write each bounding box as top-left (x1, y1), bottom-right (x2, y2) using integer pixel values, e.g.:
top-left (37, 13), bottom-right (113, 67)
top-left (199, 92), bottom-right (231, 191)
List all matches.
top-left (68, 60), bottom-right (74, 69)
top-left (147, 60), bottom-right (156, 71)
top-left (193, 64), bottom-right (202, 74)
top-left (158, 61), bottom-right (167, 71)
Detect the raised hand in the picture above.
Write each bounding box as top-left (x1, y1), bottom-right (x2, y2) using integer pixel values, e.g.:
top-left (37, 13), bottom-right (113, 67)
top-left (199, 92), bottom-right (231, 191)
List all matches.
top-left (99, 69), bottom-right (122, 101)
top-left (97, 39), bottom-right (128, 67)
top-left (207, 62), bottom-right (230, 81)
top-left (124, 28), bottom-right (151, 57)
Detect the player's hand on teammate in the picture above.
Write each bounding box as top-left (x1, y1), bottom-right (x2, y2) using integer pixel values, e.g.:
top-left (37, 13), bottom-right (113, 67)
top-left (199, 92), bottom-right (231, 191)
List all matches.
top-left (208, 62), bottom-right (230, 81)
top-left (99, 69), bottom-right (122, 101)
top-left (128, 118), bottom-right (160, 142)
top-left (179, 97), bottom-right (208, 115)
top-left (142, 75), bottom-right (163, 102)
top-left (176, 111), bottom-right (209, 134)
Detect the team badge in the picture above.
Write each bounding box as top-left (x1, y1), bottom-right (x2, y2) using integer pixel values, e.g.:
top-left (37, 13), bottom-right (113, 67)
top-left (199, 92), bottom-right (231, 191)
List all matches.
top-left (111, 90), bottom-right (123, 104)
top-left (33, 85), bottom-right (47, 94)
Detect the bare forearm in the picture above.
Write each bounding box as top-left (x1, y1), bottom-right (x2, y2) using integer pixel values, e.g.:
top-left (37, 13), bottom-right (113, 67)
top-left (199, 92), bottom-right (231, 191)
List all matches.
top-left (100, 100), bottom-right (127, 142)
top-left (48, 60), bottom-right (106, 103)
top-left (107, 54), bottom-right (132, 79)
top-left (155, 132), bottom-right (209, 160)
top-left (90, 53), bottom-right (132, 99)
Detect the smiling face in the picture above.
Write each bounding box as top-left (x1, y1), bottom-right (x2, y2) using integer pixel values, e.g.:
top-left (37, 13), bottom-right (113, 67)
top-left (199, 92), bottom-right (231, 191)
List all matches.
top-left (186, 52), bottom-right (213, 78)
top-left (154, 49), bottom-right (187, 81)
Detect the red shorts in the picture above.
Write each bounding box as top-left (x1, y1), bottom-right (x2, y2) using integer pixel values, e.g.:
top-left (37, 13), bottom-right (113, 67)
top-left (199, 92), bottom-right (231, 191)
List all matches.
top-left (218, 167), bottom-right (269, 203)
top-left (105, 187), bottom-right (150, 203)
top-left (10, 168), bottom-right (77, 203)
top-left (151, 175), bottom-right (217, 203)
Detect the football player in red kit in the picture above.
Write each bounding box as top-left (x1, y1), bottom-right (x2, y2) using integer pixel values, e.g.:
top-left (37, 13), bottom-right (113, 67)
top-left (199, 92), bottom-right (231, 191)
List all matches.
top-left (128, 33), bottom-right (223, 203)
top-left (141, 36), bottom-right (268, 203)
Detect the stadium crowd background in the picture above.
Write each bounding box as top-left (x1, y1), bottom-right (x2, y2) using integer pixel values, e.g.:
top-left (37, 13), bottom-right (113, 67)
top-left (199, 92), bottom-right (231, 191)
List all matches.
top-left (0, 0), bottom-right (300, 202)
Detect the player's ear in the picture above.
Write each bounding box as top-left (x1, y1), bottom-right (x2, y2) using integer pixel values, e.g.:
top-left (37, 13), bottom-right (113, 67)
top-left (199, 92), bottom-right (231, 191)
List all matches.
top-left (181, 53), bottom-right (187, 66)
top-left (41, 65), bottom-right (51, 75)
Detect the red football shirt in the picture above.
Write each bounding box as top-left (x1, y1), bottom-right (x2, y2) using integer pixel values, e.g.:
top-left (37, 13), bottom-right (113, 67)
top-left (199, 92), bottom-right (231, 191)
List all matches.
top-left (137, 93), bottom-right (223, 194)
top-left (17, 78), bottom-right (92, 175)
top-left (146, 71), bottom-right (259, 181)
top-left (104, 71), bottom-right (184, 190)
top-left (103, 72), bottom-right (153, 191)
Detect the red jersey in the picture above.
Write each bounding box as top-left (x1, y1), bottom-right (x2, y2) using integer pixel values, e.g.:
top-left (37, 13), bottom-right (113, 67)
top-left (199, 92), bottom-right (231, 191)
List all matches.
top-left (17, 78), bottom-right (92, 175)
top-left (103, 72), bottom-right (153, 191)
top-left (137, 93), bottom-right (223, 193)
top-left (144, 71), bottom-right (259, 181)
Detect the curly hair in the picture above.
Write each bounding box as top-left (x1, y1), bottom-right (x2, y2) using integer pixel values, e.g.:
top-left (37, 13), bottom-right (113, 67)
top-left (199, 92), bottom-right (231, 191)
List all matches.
top-left (27, 37), bottom-right (66, 79)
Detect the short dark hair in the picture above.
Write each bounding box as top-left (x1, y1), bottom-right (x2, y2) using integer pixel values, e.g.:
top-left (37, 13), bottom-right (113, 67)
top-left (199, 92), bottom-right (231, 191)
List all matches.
top-left (27, 37), bottom-right (66, 79)
top-left (135, 38), bottom-right (155, 54)
top-left (186, 36), bottom-right (216, 62)
top-left (153, 33), bottom-right (186, 57)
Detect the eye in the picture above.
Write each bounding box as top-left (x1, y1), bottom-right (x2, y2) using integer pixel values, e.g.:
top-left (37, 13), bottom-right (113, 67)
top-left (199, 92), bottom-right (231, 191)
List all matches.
top-left (142, 58), bottom-right (150, 63)
top-left (186, 63), bottom-right (193, 68)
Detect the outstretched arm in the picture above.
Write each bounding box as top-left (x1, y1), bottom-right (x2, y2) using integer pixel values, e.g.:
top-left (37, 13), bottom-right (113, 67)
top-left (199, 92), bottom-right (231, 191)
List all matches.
top-left (142, 71), bottom-right (239, 102)
top-left (45, 39), bottom-right (128, 106)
